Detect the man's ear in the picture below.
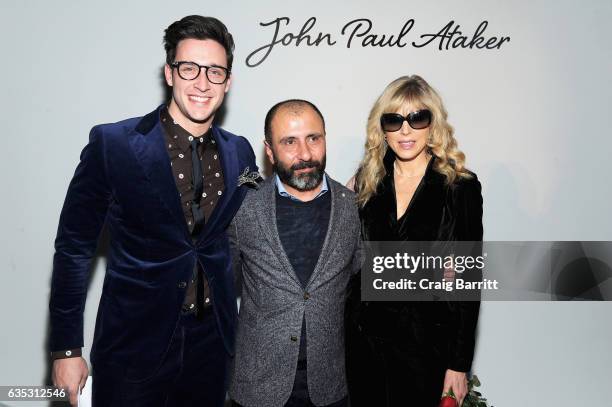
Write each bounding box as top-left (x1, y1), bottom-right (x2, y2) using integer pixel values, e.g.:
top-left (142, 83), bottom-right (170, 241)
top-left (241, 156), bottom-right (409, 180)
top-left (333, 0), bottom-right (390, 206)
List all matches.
top-left (264, 140), bottom-right (275, 165)
top-left (164, 64), bottom-right (173, 87)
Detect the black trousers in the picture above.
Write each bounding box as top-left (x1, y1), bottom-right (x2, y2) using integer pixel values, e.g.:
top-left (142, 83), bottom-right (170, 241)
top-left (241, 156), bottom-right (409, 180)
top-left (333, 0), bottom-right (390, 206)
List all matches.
top-left (92, 310), bottom-right (228, 407)
top-left (345, 317), bottom-right (446, 407)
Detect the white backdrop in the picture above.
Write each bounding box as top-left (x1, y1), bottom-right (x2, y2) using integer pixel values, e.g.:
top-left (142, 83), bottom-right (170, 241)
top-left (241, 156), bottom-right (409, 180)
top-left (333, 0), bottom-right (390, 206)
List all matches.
top-left (1, 0), bottom-right (611, 405)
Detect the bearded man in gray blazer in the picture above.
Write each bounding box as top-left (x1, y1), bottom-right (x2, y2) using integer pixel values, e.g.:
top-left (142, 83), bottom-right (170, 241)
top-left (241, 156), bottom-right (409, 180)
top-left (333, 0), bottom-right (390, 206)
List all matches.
top-left (228, 99), bottom-right (360, 407)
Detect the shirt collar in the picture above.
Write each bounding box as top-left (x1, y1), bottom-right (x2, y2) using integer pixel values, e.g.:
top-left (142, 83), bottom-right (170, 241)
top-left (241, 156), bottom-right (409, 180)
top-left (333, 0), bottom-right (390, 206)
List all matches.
top-left (160, 106), bottom-right (213, 152)
top-left (275, 174), bottom-right (329, 202)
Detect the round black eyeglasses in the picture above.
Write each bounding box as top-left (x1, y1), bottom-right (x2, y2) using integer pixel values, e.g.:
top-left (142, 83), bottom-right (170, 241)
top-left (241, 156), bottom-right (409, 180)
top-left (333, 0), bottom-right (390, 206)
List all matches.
top-left (170, 61), bottom-right (230, 84)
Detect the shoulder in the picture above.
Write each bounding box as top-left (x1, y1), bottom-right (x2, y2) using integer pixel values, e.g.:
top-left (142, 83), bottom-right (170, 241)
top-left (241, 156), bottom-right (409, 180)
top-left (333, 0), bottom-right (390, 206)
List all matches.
top-left (89, 109), bottom-right (153, 142)
top-left (327, 176), bottom-right (357, 199)
top-left (91, 116), bottom-right (139, 133)
top-left (327, 176), bottom-right (359, 216)
top-left (236, 177), bottom-right (274, 217)
top-left (84, 115), bottom-right (146, 153)
top-left (215, 127), bottom-right (254, 151)
top-left (449, 171), bottom-right (483, 205)
top-left (452, 171), bottom-right (481, 191)
top-left (214, 126), bottom-right (257, 167)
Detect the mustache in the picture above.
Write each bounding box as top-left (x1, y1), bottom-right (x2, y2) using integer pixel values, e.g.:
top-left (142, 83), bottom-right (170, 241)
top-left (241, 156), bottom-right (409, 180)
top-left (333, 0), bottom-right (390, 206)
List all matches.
top-left (291, 160), bottom-right (321, 171)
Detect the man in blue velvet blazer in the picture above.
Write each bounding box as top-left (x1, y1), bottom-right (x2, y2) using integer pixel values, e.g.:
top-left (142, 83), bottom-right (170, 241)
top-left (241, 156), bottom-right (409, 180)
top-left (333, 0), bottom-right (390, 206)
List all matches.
top-left (49, 16), bottom-right (258, 407)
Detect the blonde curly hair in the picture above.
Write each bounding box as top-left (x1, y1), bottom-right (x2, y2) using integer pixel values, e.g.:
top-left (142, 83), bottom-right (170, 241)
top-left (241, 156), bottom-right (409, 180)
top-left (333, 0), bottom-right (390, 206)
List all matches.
top-left (356, 75), bottom-right (472, 207)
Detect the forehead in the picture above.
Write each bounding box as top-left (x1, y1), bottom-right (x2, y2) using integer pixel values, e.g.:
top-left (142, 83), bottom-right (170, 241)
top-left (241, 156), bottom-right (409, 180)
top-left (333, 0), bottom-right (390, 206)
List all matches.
top-left (271, 107), bottom-right (325, 139)
top-left (174, 38), bottom-right (228, 66)
top-left (385, 89), bottom-right (427, 114)
top-left (392, 101), bottom-right (426, 115)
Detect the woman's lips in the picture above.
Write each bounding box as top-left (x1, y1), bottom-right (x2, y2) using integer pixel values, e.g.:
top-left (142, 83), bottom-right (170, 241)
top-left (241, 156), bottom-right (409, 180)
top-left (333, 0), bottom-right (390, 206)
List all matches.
top-left (398, 140), bottom-right (416, 149)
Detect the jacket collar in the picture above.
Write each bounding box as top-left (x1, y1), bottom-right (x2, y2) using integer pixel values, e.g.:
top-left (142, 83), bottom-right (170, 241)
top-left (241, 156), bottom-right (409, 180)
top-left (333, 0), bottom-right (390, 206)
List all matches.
top-left (135, 105), bottom-right (163, 135)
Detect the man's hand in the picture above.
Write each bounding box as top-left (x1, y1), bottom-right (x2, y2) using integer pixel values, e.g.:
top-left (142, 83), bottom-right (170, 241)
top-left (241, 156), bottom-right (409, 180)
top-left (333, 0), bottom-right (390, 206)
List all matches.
top-left (442, 368), bottom-right (468, 406)
top-left (52, 357), bottom-right (88, 406)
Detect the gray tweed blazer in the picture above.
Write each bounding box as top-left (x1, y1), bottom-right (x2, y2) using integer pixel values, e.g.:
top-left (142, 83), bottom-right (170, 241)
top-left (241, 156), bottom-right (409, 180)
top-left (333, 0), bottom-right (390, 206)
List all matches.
top-left (228, 175), bottom-right (360, 407)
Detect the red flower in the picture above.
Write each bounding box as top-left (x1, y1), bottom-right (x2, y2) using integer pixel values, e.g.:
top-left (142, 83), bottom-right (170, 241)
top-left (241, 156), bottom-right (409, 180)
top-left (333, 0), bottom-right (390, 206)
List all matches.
top-left (439, 395), bottom-right (458, 407)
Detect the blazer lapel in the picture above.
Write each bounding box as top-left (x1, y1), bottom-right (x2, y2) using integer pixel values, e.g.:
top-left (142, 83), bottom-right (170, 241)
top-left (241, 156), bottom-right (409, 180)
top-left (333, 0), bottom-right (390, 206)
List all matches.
top-left (196, 126), bottom-right (239, 245)
top-left (128, 106), bottom-right (189, 239)
top-left (255, 178), bottom-right (302, 287)
top-left (305, 176), bottom-right (342, 289)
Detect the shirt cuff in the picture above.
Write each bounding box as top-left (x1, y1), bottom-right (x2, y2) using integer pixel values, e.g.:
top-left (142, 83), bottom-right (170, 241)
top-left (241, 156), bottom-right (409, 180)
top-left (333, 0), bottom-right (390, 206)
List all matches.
top-left (51, 348), bottom-right (82, 360)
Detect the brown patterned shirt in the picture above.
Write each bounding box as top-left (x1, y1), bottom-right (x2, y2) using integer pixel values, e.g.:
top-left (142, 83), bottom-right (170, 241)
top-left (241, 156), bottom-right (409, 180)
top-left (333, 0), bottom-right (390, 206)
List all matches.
top-left (160, 107), bottom-right (224, 314)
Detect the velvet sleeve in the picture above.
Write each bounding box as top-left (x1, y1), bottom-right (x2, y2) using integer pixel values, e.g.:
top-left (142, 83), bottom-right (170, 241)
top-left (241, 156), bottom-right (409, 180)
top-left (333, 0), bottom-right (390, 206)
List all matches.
top-left (448, 175), bottom-right (483, 372)
top-left (49, 126), bottom-right (112, 352)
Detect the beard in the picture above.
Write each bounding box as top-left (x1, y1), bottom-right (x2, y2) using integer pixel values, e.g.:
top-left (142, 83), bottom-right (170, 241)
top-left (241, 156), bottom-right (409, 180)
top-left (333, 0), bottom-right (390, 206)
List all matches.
top-left (273, 153), bottom-right (326, 192)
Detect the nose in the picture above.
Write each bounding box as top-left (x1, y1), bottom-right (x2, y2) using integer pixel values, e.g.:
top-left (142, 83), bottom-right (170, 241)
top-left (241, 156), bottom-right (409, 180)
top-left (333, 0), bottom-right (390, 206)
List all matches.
top-left (194, 69), bottom-right (211, 91)
top-left (400, 120), bottom-right (412, 135)
top-left (296, 140), bottom-right (313, 162)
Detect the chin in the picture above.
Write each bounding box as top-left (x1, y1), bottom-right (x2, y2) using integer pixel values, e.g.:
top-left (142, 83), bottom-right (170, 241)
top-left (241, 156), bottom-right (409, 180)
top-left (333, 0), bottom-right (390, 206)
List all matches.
top-left (393, 147), bottom-right (427, 161)
top-left (187, 110), bottom-right (214, 123)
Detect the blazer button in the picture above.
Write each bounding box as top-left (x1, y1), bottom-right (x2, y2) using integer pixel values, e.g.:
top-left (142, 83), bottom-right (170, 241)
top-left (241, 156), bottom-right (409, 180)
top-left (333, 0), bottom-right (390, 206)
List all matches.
top-left (290, 335), bottom-right (298, 342)
top-left (303, 292), bottom-right (310, 300)
top-left (177, 281), bottom-right (187, 289)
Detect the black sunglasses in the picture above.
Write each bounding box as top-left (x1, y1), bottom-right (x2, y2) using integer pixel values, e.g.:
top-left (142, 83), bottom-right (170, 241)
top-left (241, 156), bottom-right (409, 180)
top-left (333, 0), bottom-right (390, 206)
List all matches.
top-left (380, 110), bottom-right (432, 132)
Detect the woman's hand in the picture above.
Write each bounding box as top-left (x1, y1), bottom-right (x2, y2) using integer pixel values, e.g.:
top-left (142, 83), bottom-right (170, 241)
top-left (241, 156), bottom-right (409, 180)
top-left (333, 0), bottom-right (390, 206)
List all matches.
top-left (442, 369), bottom-right (468, 406)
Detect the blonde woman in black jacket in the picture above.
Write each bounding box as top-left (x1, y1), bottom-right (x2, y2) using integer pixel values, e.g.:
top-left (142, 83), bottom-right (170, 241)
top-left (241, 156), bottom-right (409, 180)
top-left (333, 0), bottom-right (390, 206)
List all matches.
top-left (345, 75), bottom-right (483, 407)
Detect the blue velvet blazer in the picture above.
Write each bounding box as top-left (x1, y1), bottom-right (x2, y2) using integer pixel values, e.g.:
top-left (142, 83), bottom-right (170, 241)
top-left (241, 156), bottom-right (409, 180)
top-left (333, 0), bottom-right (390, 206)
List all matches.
top-left (49, 105), bottom-right (258, 379)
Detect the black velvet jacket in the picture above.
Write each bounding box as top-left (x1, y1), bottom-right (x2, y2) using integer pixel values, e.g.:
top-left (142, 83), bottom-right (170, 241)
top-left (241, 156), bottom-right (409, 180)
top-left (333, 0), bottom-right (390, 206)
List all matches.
top-left (360, 150), bottom-right (483, 242)
top-left (349, 150), bottom-right (483, 372)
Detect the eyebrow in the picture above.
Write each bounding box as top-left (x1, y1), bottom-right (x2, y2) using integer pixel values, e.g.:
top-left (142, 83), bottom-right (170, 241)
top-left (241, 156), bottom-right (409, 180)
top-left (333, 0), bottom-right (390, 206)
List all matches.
top-left (279, 133), bottom-right (324, 141)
